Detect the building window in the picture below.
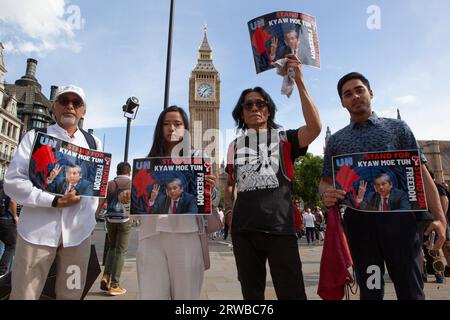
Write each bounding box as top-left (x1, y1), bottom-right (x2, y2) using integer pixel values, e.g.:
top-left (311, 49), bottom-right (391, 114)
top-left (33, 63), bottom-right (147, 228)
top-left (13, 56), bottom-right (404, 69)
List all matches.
top-left (1, 120), bottom-right (6, 135)
top-left (7, 122), bottom-right (12, 137)
top-left (31, 121), bottom-right (46, 129)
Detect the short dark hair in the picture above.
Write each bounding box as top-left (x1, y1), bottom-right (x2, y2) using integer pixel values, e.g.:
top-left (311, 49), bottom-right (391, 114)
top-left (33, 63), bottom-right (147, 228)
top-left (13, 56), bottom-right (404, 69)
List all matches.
top-left (232, 87), bottom-right (280, 130)
top-left (66, 164), bottom-right (82, 176)
top-left (117, 162), bottom-right (131, 175)
top-left (374, 172), bottom-right (391, 184)
top-left (337, 72), bottom-right (371, 100)
top-left (166, 177), bottom-right (183, 189)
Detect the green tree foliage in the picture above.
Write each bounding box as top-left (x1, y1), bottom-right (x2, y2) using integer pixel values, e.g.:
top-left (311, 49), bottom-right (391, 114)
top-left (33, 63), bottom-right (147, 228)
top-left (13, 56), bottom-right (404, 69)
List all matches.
top-left (292, 153), bottom-right (324, 208)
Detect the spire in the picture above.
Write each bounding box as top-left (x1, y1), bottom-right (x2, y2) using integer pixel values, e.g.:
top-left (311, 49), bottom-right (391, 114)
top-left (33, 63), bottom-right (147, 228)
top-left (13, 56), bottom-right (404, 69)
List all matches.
top-left (0, 43), bottom-right (6, 73)
top-left (193, 25), bottom-right (217, 72)
top-left (0, 43), bottom-right (6, 85)
top-left (324, 126), bottom-right (332, 155)
top-left (397, 108), bottom-right (402, 120)
top-left (198, 25), bottom-right (212, 59)
top-left (325, 126), bottom-right (331, 143)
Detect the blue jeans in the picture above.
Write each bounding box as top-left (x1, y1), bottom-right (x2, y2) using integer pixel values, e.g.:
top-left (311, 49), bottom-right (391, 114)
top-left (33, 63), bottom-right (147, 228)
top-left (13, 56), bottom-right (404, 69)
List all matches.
top-left (305, 227), bottom-right (315, 244)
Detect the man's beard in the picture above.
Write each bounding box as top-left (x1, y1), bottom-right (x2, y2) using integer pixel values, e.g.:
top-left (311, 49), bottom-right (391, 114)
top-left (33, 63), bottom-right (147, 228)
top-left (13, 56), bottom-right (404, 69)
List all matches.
top-left (59, 115), bottom-right (79, 127)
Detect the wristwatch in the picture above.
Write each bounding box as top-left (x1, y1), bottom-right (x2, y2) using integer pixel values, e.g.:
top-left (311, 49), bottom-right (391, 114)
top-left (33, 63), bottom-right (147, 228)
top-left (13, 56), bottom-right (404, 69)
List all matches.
top-left (52, 196), bottom-right (61, 208)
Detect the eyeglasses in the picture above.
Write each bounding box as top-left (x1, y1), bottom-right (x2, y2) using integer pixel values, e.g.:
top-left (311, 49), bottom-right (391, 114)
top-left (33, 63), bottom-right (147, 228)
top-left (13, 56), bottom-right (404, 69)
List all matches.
top-left (242, 100), bottom-right (267, 111)
top-left (57, 96), bottom-right (84, 108)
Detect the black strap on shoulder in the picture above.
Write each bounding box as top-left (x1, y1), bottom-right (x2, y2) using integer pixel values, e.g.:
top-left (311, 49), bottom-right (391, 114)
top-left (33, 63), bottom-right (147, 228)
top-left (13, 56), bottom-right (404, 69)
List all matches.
top-left (34, 127), bottom-right (97, 150)
top-left (79, 128), bottom-right (97, 150)
top-left (34, 128), bottom-right (47, 134)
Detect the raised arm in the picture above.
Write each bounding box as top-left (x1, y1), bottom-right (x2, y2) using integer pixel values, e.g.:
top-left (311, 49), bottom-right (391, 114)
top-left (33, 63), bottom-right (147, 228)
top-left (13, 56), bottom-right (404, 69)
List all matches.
top-left (284, 54), bottom-right (321, 148)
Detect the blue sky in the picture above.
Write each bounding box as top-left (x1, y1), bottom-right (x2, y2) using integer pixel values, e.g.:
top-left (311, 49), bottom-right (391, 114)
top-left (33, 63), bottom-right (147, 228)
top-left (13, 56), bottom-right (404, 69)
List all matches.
top-left (1, 0), bottom-right (450, 177)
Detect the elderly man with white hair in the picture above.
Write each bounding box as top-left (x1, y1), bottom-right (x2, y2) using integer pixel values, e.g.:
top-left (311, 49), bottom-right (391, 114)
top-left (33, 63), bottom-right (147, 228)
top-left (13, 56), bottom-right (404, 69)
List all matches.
top-left (4, 85), bottom-right (101, 300)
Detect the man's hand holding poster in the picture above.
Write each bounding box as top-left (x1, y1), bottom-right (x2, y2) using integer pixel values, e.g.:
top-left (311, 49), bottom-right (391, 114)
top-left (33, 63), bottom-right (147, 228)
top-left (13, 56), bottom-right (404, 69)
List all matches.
top-left (29, 132), bottom-right (111, 198)
top-left (248, 11), bottom-right (320, 73)
top-left (131, 157), bottom-right (212, 215)
top-left (332, 150), bottom-right (428, 212)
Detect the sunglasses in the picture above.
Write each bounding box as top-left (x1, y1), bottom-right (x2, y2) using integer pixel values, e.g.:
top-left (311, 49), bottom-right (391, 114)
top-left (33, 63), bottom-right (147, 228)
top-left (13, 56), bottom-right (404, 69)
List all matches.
top-left (57, 96), bottom-right (84, 108)
top-left (242, 100), bottom-right (267, 111)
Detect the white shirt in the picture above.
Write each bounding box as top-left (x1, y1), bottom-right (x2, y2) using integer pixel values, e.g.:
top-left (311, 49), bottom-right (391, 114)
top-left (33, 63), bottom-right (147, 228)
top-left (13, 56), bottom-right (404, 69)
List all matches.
top-left (302, 212), bottom-right (316, 228)
top-left (378, 194), bottom-right (391, 211)
top-left (4, 124), bottom-right (102, 248)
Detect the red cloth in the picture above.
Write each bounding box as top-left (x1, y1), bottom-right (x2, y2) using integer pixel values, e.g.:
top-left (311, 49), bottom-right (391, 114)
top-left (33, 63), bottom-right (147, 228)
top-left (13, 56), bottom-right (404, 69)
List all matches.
top-left (293, 206), bottom-right (302, 231)
top-left (317, 206), bottom-right (354, 300)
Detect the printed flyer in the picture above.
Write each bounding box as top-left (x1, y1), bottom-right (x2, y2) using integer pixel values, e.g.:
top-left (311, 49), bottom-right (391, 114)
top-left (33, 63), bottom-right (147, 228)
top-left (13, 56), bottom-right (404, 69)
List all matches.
top-left (332, 150), bottom-right (427, 212)
top-left (131, 157), bottom-right (212, 215)
top-left (29, 132), bottom-right (111, 198)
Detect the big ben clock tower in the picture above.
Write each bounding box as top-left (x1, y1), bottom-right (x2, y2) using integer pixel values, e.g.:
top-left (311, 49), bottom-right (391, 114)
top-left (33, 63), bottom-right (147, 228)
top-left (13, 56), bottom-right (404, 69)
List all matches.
top-left (189, 27), bottom-right (220, 174)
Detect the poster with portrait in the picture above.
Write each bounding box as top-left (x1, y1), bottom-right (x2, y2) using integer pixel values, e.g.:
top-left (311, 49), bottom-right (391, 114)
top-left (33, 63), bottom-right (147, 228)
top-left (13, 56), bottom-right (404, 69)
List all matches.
top-left (29, 132), bottom-right (111, 198)
top-left (247, 11), bottom-right (320, 73)
top-left (131, 157), bottom-right (212, 215)
top-left (332, 150), bottom-right (428, 212)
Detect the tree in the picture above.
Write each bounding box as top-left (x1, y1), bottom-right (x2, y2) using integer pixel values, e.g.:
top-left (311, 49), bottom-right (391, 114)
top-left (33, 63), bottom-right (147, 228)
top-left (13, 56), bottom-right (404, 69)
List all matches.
top-left (292, 153), bottom-right (324, 208)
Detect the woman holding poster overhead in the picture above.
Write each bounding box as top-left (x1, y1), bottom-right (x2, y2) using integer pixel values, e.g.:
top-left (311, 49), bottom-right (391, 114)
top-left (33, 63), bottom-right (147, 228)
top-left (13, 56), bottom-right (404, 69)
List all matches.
top-left (225, 54), bottom-right (321, 300)
top-left (120, 105), bottom-right (220, 300)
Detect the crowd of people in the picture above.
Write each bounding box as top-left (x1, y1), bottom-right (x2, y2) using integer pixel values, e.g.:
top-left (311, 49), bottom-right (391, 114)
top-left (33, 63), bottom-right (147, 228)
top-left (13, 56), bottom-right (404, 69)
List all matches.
top-left (292, 202), bottom-right (325, 245)
top-left (1, 66), bottom-right (450, 301)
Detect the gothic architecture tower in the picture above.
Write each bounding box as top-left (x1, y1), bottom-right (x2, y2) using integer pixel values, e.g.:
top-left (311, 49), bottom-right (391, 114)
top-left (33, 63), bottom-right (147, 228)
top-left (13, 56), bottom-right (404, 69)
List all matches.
top-left (0, 43), bottom-right (23, 179)
top-left (5, 58), bottom-right (54, 137)
top-left (189, 28), bottom-right (220, 174)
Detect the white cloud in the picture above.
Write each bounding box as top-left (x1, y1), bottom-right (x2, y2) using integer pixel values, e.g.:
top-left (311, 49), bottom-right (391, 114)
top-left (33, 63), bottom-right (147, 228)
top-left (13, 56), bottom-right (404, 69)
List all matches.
top-left (0, 0), bottom-right (81, 55)
top-left (394, 95), bottom-right (419, 105)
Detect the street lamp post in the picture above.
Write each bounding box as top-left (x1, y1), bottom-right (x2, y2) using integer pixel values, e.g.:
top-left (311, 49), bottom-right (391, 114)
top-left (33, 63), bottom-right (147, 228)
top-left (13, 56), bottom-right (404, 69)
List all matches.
top-left (122, 97), bottom-right (140, 162)
top-left (163, 0), bottom-right (175, 109)
top-left (102, 96), bottom-right (140, 266)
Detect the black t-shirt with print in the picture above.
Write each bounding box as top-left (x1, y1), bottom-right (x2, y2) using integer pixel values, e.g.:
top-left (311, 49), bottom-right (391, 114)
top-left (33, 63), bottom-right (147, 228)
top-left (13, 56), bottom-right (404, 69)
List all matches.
top-left (230, 129), bottom-right (307, 235)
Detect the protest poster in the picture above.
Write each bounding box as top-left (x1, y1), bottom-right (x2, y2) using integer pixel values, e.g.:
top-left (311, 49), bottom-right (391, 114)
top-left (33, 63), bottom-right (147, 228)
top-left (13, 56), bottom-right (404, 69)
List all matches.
top-left (247, 11), bottom-right (320, 73)
top-left (332, 150), bottom-right (427, 212)
top-left (131, 157), bottom-right (212, 215)
top-left (29, 132), bottom-right (111, 198)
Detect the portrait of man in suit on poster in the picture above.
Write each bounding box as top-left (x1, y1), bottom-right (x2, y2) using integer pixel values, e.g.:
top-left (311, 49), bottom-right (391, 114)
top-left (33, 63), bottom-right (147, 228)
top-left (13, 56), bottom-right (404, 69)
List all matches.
top-left (356, 173), bottom-right (411, 211)
top-left (148, 177), bottom-right (198, 214)
top-left (47, 163), bottom-right (94, 196)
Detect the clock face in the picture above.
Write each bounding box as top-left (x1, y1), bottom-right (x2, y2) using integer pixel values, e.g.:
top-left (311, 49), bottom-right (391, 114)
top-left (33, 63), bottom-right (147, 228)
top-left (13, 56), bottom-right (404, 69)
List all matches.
top-left (197, 83), bottom-right (213, 99)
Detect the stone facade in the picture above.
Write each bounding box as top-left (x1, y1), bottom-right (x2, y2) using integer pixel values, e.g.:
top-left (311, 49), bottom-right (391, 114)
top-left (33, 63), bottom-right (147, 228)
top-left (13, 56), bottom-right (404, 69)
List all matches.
top-left (418, 140), bottom-right (450, 185)
top-left (0, 43), bottom-right (23, 179)
top-left (189, 29), bottom-right (221, 175)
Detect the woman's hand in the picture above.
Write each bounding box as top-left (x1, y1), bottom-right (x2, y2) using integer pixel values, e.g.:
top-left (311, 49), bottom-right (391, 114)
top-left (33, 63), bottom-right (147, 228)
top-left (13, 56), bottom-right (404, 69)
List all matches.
top-left (285, 53), bottom-right (303, 83)
top-left (205, 175), bottom-right (217, 188)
